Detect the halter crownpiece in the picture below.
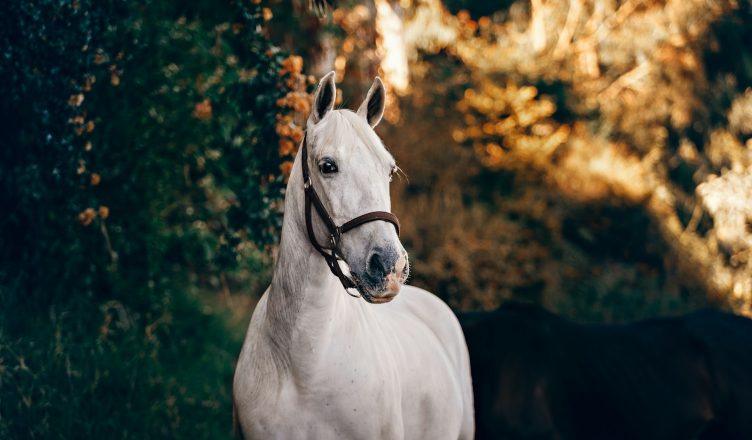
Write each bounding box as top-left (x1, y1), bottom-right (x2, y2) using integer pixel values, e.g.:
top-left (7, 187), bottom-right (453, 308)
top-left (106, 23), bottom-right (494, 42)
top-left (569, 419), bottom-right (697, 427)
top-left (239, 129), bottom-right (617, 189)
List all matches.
top-left (301, 132), bottom-right (401, 299)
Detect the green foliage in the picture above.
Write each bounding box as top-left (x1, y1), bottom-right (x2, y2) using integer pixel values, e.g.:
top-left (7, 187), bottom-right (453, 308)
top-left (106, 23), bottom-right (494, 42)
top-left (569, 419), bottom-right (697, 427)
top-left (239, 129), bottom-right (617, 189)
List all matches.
top-left (0, 0), bottom-right (289, 437)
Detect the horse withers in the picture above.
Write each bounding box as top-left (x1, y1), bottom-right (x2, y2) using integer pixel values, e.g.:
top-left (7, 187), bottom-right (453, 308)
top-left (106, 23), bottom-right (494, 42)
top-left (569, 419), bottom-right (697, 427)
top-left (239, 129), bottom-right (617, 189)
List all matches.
top-left (463, 303), bottom-right (752, 440)
top-left (233, 72), bottom-right (474, 439)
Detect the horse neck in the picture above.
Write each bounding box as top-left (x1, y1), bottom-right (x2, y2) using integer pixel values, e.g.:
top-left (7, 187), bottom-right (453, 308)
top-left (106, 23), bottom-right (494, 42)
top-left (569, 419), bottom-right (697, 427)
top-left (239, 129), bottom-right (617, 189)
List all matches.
top-left (265, 153), bottom-right (350, 369)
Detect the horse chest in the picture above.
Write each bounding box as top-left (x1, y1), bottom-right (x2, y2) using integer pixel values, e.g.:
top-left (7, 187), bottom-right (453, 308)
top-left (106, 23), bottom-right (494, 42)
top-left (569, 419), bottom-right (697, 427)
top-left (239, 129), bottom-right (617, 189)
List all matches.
top-left (244, 366), bottom-right (404, 439)
top-left (235, 288), bottom-right (472, 439)
top-left (241, 325), bottom-right (452, 439)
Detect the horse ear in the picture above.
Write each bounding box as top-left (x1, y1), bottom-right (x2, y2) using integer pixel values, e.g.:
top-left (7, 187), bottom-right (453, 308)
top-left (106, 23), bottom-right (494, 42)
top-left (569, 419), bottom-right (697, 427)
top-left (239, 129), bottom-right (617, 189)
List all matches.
top-left (357, 77), bottom-right (386, 128)
top-left (310, 71), bottom-right (337, 124)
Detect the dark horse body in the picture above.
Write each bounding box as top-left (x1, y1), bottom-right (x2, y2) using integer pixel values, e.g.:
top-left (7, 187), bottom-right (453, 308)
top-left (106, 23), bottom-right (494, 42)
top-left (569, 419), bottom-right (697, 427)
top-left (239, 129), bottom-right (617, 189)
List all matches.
top-left (462, 303), bottom-right (752, 439)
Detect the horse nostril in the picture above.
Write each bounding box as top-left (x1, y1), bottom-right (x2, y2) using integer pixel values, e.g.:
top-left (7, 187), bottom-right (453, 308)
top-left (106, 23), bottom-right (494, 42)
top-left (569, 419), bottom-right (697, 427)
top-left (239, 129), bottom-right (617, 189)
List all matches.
top-left (367, 252), bottom-right (386, 278)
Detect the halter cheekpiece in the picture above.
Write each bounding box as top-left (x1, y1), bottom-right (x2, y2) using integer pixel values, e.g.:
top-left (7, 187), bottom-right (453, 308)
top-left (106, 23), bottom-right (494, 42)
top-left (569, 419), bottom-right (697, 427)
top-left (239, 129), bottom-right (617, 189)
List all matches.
top-left (301, 132), bottom-right (400, 298)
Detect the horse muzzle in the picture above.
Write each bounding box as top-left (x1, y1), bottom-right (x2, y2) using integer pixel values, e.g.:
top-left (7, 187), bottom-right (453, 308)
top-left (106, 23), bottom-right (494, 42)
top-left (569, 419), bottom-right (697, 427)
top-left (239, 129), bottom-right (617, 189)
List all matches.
top-left (356, 251), bottom-right (409, 304)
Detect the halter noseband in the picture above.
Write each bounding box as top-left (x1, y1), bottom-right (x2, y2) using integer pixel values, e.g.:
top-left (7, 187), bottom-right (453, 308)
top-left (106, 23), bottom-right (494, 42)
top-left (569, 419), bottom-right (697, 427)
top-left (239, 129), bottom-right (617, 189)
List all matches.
top-left (301, 132), bottom-right (401, 298)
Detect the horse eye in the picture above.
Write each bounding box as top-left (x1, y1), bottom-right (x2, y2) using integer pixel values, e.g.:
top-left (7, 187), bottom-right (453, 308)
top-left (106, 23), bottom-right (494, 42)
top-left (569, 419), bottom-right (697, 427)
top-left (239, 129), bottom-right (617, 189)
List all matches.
top-left (318, 158), bottom-right (338, 175)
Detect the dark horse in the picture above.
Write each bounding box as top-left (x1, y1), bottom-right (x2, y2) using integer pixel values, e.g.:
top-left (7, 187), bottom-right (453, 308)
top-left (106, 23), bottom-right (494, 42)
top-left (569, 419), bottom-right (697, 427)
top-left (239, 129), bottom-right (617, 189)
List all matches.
top-left (462, 303), bottom-right (752, 439)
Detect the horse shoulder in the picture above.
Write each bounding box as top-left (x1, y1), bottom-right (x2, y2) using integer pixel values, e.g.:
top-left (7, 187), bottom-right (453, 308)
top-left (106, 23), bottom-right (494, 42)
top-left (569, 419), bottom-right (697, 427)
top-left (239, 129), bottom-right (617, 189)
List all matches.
top-left (394, 285), bottom-right (475, 439)
top-left (397, 285), bottom-right (467, 361)
top-left (233, 290), bottom-right (292, 437)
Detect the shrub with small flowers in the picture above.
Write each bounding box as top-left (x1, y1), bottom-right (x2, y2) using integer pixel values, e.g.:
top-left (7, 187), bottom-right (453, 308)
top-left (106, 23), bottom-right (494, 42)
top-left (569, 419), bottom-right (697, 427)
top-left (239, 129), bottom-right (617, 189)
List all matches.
top-left (0, 0), bottom-right (303, 437)
top-left (275, 55), bottom-right (313, 177)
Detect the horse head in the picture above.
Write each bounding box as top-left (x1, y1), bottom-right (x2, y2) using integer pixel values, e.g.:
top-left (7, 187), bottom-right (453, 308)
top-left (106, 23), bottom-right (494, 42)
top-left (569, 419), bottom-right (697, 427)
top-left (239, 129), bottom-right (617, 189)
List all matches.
top-left (303, 71), bottom-right (408, 303)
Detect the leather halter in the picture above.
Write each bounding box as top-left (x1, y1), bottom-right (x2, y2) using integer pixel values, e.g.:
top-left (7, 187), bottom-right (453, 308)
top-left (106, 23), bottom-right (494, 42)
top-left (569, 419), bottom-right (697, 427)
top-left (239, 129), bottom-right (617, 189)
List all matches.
top-left (301, 132), bottom-right (401, 297)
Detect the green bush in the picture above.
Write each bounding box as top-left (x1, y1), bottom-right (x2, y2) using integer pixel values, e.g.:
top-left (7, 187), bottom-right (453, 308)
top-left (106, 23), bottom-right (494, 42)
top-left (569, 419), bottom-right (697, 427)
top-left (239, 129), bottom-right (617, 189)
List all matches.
top-left (0, 0), bottom-right (291, 437)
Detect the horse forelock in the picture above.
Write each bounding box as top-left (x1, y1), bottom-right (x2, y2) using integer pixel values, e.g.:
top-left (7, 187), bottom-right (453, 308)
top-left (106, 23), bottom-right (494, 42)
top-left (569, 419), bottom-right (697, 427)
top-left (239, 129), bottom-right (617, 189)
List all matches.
top-left (310, 109), bottom-right (394, 167)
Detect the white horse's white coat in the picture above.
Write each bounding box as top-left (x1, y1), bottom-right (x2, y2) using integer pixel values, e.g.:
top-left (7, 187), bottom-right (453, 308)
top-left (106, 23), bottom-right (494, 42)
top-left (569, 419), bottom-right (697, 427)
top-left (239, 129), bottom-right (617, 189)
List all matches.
top-left (233, 73), bottom-right (474, 439)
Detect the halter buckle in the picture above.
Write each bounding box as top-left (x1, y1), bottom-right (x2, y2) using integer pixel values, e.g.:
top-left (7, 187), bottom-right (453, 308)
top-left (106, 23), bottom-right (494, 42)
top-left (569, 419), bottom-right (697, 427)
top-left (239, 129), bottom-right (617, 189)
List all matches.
top-left (303, 176), bottom-right (312, 190)
top-left (329, 230), bottom-right (341, 249)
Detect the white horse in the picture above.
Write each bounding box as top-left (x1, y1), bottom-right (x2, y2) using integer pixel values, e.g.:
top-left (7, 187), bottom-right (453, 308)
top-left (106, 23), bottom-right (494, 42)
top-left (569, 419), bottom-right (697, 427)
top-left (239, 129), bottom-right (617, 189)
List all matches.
top-left (233, 72), bottom-right (474, 439)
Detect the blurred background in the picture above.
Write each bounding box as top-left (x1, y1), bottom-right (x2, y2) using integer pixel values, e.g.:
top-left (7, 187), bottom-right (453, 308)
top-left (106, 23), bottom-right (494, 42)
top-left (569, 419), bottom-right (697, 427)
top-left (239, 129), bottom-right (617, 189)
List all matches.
top-left (1, 0), bottom-right (750, 437)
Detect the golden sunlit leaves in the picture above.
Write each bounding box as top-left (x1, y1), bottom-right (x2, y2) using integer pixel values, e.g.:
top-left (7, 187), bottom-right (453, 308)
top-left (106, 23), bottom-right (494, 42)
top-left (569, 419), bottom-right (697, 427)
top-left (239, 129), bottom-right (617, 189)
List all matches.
top-left (275, 55), bottom-right (310, 178)
top-left (262, 8), bottom-right (273, 22)
top-left (78, 208), bottom-right (96, 226)
top-left (334, 55), bottom-right (346, 81)
top-left (69, 94), bottom-right (84, 106)
top-left (278, 139), bottom-right (294, 156)
top-left (70, 115), bottom-right (95, 136)
top-left (312, 0), bottom-right (752, 312)
top-left (676, 165), bottom-right (752, 314)
top-left (94, 48), bottom-right (107, 65)
top-left (193, 99), bottom-right (212, 120)
top-left (279, 55), bottom-right (303, 77)
top-left (456, 80), bottom-right (567, 171)
top-left (421, 0), bottom-right (751, 311)
top-left (728, 88), bottom-right (752, 136)
top-left (279, 161), bottom-right (294, 176)
top-left (77, 206), bottom-right (111, 225)
top-left (82, 74), bottom-right (96, 92)
top-left (109, 64), bottom-right (123, 86)
top-left (456, 76), bottom-right (655, 205)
